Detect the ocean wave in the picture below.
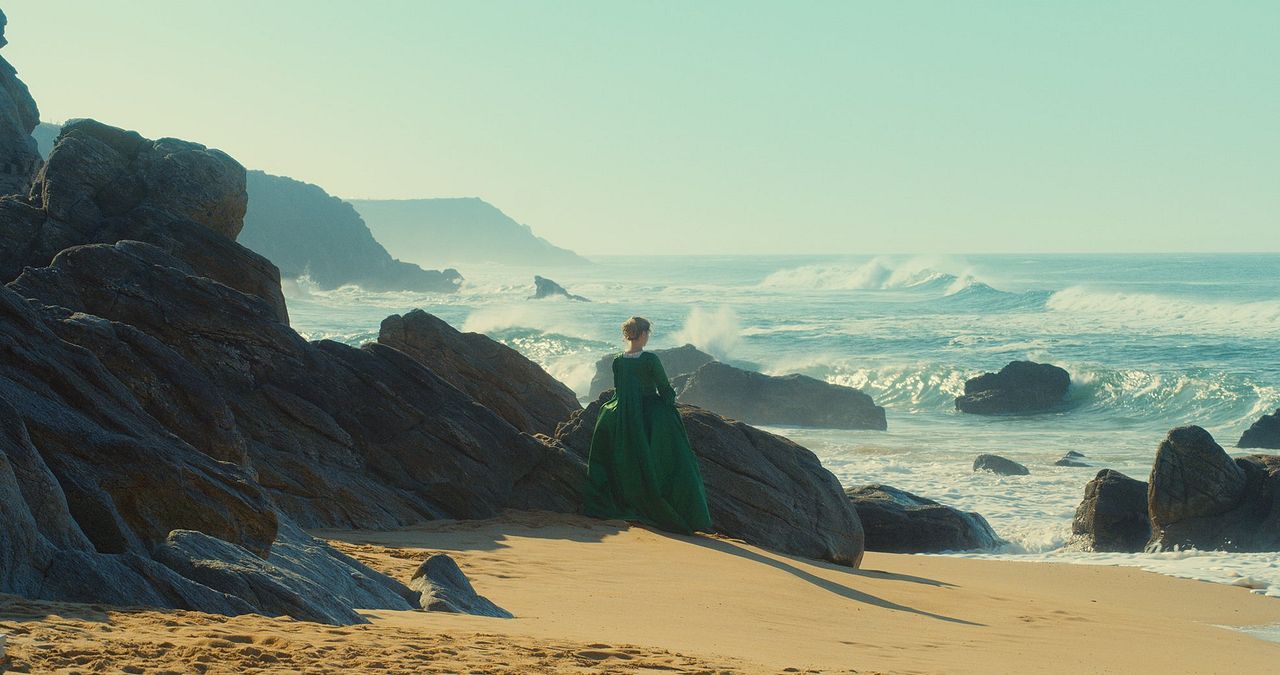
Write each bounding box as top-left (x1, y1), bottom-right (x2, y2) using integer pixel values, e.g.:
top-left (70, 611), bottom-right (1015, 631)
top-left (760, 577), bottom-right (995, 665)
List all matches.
top-left (1045, 286), bottom-right (1280, 334)
top-left (759, 256), bottom-right (992, 293)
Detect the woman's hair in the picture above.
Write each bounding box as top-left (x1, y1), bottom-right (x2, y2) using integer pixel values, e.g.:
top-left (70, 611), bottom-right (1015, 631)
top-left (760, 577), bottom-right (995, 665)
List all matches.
top-left (621, 316), bottom-right (652, 341)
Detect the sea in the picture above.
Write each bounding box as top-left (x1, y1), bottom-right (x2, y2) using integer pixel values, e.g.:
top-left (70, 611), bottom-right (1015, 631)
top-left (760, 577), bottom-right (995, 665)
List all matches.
top-left (285, 253), bottom-right (1280, 619)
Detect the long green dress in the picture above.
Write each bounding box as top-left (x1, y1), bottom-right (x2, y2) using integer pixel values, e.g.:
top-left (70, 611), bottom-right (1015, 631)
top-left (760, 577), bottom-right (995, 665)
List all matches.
top-left (584, 351), bottom-right (713, 534)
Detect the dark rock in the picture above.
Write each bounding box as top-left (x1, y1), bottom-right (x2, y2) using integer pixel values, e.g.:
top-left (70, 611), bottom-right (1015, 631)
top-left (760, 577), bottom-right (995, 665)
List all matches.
top-left (1065, 450), bottom-right (1086, 458)
top-left (1239, 409), bottom-right (1280, 449)
top-left (955, 361), bottom-right (1071, 415)
top-left (1054, 454), bottom-right (1091, 467)
top-left (588, 343), bottom-right (715, 400)
top-left (529, 275), bottom-right (589, 301)
top-left (556, 392), bottom-right (865, 566)
top-left (846, 485), bottom-right (1001, 553)
top-left (676, 361), bottom-right (886, 430)
top-left (410, 553), bottom-right (512, 618)
top-left (378, 309), bottom-right (580, 435)
top-left (973, 454), bottom-right (1030, 476)
top-left (2, 119), bottom-right (288, 322)
top-left (240, 170), bottom-right (462, 292)
top-left (350, 197), bottom-right (588, 267)
top-left (0, 10), bottom-right (41, 196)
top-left (1147, 426), bottom-right (1280, 551)
top-left (1070, 470), bottom-right (1150, 552)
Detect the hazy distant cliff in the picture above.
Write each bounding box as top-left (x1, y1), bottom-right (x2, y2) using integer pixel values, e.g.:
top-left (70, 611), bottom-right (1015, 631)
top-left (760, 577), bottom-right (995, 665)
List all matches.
top-left (240, 171), bottom-right (461, 291)
top-left (350, 197), bottom-right (588, 267)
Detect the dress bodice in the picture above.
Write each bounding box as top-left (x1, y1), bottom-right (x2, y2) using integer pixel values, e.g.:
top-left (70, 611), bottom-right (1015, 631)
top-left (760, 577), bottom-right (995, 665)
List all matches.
top-left (612, 351), bottom-right (676, 404)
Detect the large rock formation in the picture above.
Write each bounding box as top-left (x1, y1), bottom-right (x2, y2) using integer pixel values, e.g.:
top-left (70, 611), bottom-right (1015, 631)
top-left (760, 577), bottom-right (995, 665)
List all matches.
top-left (588, 344), bottom-right (715, 399)
top-left (845, 485), bottom-right (1001, 553)
top-left (529, 275), bottom-right (589, 301)
top-left (676, 361), bottom-right (887, 430)
top-left (1239, 409), bottom-right (1280, 449)
top-left (0, 10), bottom-right (40, 196)
top-left (378, 309), bottom-right (580, 436)
top-left (955, 361), bottom-right (1070, 415)
top-left (1147, 426), bottom-right (1280, 552)
top-left (557, 393), bottom-right (865, 566)
top-left (239, 171), bottom-right (462, 292)
top-left (1, 119), bottom-right (289, 323)
top-left (1070, 470), bottom-right (1150, 552)
top-left (1, 120), bottom-right (584, 623)
top-left (350, 197), bottom-right (587, 267)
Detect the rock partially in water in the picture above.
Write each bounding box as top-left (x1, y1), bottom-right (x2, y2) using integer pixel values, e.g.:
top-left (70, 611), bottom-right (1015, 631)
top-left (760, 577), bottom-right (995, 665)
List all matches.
top-left (557, 392), bottom-right (865, 566)
top-left (379, 309), bottom-right (580, 436)
top-left (588, 343), bottom-right (715, 400)
top-left (1070, 470), bottom-right (1150, 552)
top-left (955, 361), bottom-right (1070, 415)
top-left (973, 454), bottom-right (1030, 476)
top-left (1148, 426), bottom-right (1280, 552)
top-left (676, 361), bottom-right (887, 430)
top-left (1054, 452), bottom-right (1091, 467)
top-left (846, 484), bottom-right (1001, 553)
top-left (1239, 409), bottom-right (1280, 450)
top-left (529, 275), bottom-right (589, 301)
top-left (410, 553), bottom-right (512, 618)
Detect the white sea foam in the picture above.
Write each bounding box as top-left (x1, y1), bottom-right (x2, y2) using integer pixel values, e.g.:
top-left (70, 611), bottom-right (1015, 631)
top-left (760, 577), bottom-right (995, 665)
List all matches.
top-left (759, 256), bottom-right (987, 292)
top-left (1046, 286), bottom-right (1280, 335)
top-left (673, 306), bottom-right (742, 359)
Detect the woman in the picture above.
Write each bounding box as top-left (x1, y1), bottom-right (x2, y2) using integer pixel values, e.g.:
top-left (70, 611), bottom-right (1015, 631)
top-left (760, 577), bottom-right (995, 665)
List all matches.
top-left (583, 316), bottom-right (713, 535)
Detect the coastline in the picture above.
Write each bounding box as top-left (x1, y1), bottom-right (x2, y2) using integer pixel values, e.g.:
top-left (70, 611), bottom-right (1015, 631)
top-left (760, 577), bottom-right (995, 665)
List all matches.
top-left (8, 511), bottom-right (1277, 674)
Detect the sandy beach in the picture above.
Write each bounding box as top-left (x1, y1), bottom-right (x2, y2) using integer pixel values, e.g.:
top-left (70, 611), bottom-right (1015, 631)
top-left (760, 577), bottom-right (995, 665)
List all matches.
top-left (2, 511), bottom-right (1277, 674)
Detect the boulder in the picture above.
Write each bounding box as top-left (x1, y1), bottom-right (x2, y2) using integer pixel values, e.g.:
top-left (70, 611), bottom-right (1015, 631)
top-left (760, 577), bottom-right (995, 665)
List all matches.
top-left (409, 553), bottom-right (512, 618)
top-left (239, 170), bottom-right (462, 292)
top-left (556, 392), bottom-right (865, 566)
top-left (973, 454), bottom-right (1029, 476)
top-left (1239, 409), bottom-right (1280, 449)
top-left (2, 119), bottom-right (288, 322)
top-left (529, 274), bottom-right (589, 301)
top-left (587, 344), bottom-right (715, 400)
top-left (1054, 452), bottom-right (1091, 467)
top-left (1147, 426), bottom-right (1280, 552)
top-left (846, 485), bottom-right (1001, 553)
top-left (378, 309), bottom-right (580, 436)
top-left (1070, 470), bottom-right (1150, 552)
top-left (955, 361), bottom-right (1070, 415)
top-left (676, 361), bottom-right (887, 430)
top-left (0, 9), bottom-right (41, 196)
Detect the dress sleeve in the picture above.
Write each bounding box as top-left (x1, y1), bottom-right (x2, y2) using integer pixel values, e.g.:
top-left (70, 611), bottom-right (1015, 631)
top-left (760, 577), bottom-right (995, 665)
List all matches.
top-left (651, 354), bottom-right (677, 406)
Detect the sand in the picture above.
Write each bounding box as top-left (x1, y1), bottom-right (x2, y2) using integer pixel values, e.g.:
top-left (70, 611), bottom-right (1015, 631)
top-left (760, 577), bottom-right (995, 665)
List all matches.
top-left (4, 511), bottom-right (1279, 674)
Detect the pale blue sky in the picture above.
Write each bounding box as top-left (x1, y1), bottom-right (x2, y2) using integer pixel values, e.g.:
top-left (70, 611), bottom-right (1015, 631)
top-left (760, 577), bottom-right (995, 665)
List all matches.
top-left (6, 1), bottom-right (1277, 255)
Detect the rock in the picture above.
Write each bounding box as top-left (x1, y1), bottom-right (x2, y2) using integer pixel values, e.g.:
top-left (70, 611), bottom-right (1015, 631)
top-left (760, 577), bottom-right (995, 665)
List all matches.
top-left (675, 361), bottom-right (887, 430)
top-left (529, 275), bottom-right (589, 301)
top-left (1070, 470), bottom-right (1150, 552)
top-left (1147, 426), bottom-right (1280, 551)
top-left (587, 344), bottom-right (715, 400)
top-left (350, 197), bottom-right (588, 267)
top-left (240, 171), bottom-right (462, 292)
top-left (378, 309), bottom-right (580, 436)
top-left (973, 454), bottom-right (1029, 476)
top-left (556, 392), bottom-right (865, 566)
top-left (409, 554), bottom-right (512, 618)
top-left (955, 361), bottom-right (1071, 415)
top-left (1054, 453), bottom-right (1091, 467)
top-left (2, 119), bottom-right (288, 322)
top-left (846, 485), bottom-right (1001, 553)
top-left (1239, 409), bottom-right (1280, 449)
top-left (0, 9), bottom-right (41, 196)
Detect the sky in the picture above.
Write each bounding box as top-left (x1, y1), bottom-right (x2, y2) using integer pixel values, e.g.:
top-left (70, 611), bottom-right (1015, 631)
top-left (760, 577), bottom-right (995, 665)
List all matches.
top-left (6, 1), bottom-right (1277, 255)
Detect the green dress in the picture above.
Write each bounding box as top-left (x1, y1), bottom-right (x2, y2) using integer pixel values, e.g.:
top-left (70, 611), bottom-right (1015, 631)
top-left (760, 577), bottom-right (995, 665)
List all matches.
top-left (584, 351), bottom-right (713, 534)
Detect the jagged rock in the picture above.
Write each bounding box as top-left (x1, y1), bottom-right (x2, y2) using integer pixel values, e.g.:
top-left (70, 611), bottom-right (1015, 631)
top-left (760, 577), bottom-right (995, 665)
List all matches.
top-left (588, 344), bottom-right (715, 400)
top-left (1070, 470), bottom-right (1150, 552)
top-left (240, 171), bottom-right (462, 292)
top-left (410, 553), bottom-right (512, 618)
top-left (846, 485), bottom-right (1001, 553)
top-left (0, 10), bottom-right (41, 196)
top-left (955, 361), bottom-right (1070, 415)
top-left (1239, 409), bottom-right (1280, 449)
top-left (556, 392), bottom-right (865, 566)
top-left (1148, 426), bottom-right (1280, 552)
top-left (973, 454), bottom-right (1029, 476)
top-left (1054, 453), bottom-right (1091, 467)
top-left (1, 119), bottom-right (288, 322)
top-left (529, 275), bottom-right (589, 301)
top-left (378, 310), bottom-right (579, 436)
top-left (673, 361), bottom-right (886, 430)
